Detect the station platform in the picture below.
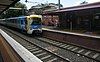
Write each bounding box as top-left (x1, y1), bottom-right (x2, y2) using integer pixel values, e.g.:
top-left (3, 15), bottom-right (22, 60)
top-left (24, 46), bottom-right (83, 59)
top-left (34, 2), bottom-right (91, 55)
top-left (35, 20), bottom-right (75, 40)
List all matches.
top-left (42, 27), bottom-right (100, 52)
top-left (0, 29), bottom-right (42, 62)
top-left (0, 52), bottom-right (3, 62)
top-left (42, 27), bottom-right (100, 39)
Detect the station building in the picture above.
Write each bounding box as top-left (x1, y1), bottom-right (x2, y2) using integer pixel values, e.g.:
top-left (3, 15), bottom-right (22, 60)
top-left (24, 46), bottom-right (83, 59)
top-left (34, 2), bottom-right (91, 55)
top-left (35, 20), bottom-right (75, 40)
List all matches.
top-left (42, 2), bottom-right (100, 32)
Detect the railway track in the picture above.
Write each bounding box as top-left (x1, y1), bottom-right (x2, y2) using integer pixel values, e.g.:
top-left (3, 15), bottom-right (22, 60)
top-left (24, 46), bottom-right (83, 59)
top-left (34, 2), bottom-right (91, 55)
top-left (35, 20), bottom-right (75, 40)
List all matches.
top-left (35, 37), bottom-right (100, 62)
top-left (0, 25), bottom-right (99, 62)
top-left (0, 26), bottom-right (70, 62)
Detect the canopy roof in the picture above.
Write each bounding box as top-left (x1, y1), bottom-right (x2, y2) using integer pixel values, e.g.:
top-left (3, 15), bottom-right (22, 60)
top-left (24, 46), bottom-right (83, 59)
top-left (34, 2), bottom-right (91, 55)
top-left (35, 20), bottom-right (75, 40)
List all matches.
top-left (0, 0), bottom-right (19, 15)
top-left (43, 2), bottom-right (100, 15)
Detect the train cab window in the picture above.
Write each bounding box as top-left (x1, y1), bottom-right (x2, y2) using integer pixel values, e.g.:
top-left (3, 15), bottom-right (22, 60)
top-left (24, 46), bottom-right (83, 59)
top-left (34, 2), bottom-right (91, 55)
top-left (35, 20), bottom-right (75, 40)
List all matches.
top-left (31, 18), bottom-right (41, 25)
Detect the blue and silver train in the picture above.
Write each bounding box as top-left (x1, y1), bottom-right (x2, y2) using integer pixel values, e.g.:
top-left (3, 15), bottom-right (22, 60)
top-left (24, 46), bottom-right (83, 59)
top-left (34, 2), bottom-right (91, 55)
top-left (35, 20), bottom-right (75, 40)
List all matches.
top-left (0, 15), bottom-right (42, 34)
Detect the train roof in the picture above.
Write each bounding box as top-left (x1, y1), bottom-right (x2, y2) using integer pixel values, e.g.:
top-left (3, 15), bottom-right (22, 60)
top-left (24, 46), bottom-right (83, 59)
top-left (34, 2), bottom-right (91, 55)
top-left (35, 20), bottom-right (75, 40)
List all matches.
top-left (17, 16), bottom-right (27, 18)
top-left (2, 15), bottom-right (42, 20)
top-left (7, 16), bottom-right (27, 19)
top-left (29, 15), bottom-right (42, 18)
top-left (0, 19), bottom-right (5, 20)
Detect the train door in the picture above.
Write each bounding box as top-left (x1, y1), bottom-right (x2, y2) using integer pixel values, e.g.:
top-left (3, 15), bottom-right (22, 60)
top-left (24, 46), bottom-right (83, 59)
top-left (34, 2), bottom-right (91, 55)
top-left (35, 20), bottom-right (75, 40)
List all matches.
top-left (24, 17), bottom-right (27, 31)
top-left (17, 18), bottom-right (21, 29)
top-left (20, 17), bottom-right (26, 32)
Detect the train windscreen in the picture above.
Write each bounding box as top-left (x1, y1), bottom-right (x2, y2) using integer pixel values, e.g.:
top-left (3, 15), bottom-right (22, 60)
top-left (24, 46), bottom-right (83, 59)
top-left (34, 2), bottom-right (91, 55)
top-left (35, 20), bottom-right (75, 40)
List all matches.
top-left (31, 17), bottom-right (41, 25)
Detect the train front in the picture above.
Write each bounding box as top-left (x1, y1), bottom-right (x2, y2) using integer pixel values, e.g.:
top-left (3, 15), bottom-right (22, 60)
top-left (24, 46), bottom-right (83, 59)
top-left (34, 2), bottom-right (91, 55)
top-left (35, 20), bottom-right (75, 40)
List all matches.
top-left (27, 15), bottom-right (42, 34)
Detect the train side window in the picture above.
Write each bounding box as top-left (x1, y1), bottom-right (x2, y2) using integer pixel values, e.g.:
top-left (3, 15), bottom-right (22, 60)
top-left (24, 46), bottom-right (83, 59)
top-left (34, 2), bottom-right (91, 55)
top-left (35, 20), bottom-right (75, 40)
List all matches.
top-left (21, 20), bottom-right (23, 24)
top-left (14, 19), bottom-right (16, 23)
top-left (13, 19), bottom-right (14, 23)
top-left (18, 18), bottom-right (20, 23)
top-left (11, 19), bottom-right (14, 23)
top-left (10, 19), bottom-right (12, 23)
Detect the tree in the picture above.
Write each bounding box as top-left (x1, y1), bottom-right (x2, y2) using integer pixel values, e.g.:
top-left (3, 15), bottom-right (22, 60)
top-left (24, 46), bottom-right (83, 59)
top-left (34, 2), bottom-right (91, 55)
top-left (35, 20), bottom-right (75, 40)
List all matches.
top-left (0, 2), bottom-right (27, 18)
top-left (29, 3), bottom-right (63, 15)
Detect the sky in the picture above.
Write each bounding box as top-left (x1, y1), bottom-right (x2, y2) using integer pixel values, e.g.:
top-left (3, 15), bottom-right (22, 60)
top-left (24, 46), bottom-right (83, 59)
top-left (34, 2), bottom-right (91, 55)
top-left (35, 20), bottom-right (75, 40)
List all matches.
top-left (20, 0), bottom-right (100, 9)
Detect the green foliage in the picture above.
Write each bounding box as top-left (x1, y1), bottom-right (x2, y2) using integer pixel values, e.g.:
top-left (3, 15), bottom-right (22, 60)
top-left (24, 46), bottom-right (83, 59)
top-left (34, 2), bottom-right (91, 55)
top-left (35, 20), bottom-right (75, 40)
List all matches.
top-left (14, 2), bottom-right (27, 8)
top-left (30, 3), bottom-right (63, 15)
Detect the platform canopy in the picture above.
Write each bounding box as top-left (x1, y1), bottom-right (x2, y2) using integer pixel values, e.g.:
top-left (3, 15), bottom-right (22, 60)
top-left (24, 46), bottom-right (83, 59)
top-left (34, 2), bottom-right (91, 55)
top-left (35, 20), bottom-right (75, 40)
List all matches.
top-left (43, 2), bottom-right (100, 15)
top-left (0, 0), bottom-right (19, 15)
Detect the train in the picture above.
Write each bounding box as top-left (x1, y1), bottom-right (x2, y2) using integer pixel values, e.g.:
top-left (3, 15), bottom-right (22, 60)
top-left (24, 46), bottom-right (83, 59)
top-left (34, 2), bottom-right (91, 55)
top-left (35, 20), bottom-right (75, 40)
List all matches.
top-left (0, 15), bottom-right (42, 34)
